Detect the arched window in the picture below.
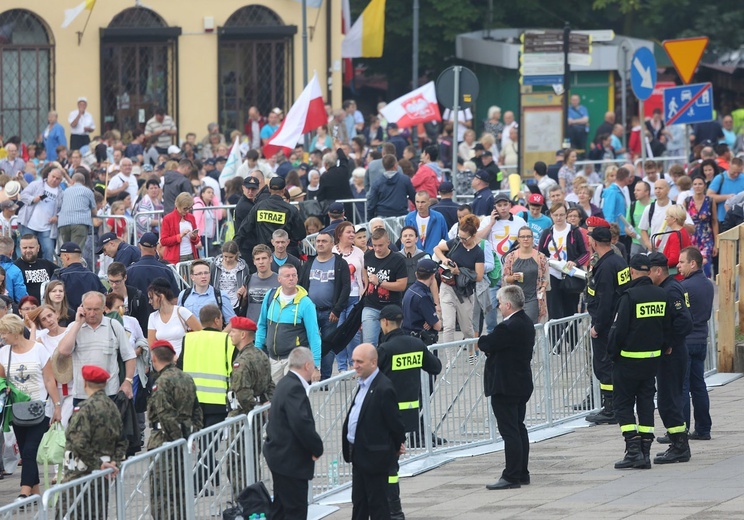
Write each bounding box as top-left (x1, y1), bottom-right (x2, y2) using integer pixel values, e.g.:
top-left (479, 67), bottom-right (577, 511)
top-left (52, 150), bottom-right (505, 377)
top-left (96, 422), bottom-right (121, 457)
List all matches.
top-left (100, 7), bottom-right (180, 136)
top-left (218, 5), bottom-right (296, 136)
top-left (0, 9), bottom-right (54, 143)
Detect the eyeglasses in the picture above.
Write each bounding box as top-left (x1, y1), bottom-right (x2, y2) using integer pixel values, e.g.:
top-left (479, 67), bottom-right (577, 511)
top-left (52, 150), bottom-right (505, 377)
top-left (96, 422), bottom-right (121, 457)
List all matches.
top-left (518, 235), bottom-right (533, 239)
top-left (457, 235), bottom-right (472, 241)
top-left (108, 278), bottom-right (124, 285)
top-left (183, 206), bottom-right (193, 211)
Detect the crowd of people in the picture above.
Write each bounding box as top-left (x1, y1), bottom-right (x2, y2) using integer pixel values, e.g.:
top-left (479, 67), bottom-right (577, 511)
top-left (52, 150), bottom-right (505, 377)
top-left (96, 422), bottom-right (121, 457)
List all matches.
top-left (0, 94), bottom-right (733, 517)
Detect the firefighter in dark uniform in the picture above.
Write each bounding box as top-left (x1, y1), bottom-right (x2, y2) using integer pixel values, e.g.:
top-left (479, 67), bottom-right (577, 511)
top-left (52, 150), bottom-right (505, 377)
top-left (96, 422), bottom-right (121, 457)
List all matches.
top-left (401, 259), bottom-right (441, 343)
top-left (377, 304), bottom-right (442, 520)
top-left (647, 251), bottom-right (694, 464)
top-left (608, 254), bottom-right (671, 469)
top-left (234, 176), bottom-right (307, 260)
top-left (585, 226), bottom-right (630, 424)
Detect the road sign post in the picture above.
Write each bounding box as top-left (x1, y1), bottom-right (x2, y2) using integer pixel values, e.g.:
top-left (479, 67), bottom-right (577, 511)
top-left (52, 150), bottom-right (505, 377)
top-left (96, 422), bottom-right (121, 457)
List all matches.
top-left (664, 83), bottom-right (714, 126)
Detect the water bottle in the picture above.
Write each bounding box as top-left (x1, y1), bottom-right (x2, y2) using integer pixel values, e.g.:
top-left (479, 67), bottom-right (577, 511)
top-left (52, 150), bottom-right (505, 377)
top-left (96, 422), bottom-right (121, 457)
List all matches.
top-left (329, 459), bottom-right (339, 486)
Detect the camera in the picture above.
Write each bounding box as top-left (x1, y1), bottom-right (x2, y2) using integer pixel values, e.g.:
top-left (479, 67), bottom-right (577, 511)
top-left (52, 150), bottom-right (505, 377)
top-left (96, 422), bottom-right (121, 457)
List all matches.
top-left (447, 261), bottom-right (456, 268)
top-left (440, 269), bottom-right (454, 281)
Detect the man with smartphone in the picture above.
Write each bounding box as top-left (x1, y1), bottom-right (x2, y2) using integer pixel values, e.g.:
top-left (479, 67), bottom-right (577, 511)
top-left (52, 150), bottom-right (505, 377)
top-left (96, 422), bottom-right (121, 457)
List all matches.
top-left (18, 167), bottom-right (64, 262)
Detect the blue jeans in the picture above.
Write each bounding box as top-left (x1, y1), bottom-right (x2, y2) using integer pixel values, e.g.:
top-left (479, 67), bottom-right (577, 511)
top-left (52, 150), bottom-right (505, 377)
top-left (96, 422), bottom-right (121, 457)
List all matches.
top-left (683, 342), bottom-right (712, 435)
top-left (318, 309), bottom-right (339, 380)
top-left (21, 226), bottom-right (55, 263)
top-left (484, 285), bottom-right (500, 333)
top-left (335, 297), bottom-right (360, 372)
top-left (362, 307), bottom-right (382, 346)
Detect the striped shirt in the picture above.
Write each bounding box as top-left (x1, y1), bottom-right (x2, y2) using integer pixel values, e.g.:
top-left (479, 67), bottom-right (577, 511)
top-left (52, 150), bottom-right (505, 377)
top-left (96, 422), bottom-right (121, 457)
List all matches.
top-left (58, 183), bottom-right (97, 227)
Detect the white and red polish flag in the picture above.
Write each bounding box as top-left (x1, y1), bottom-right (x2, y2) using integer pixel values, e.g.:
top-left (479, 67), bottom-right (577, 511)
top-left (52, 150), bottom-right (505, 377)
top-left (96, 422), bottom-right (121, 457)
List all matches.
top-left (379, 81), bottom-right (441, 129)
top-left (263, 73), bottom-right (327, 158)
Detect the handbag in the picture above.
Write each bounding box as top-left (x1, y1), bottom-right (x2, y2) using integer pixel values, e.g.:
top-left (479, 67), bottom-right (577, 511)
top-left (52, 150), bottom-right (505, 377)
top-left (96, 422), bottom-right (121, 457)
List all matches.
top-left (37, 422), bottom-right (66, 488)
top-left (550, 229), bottom-right (586, 295)
top-left (438, 240), bottom-right (461, 287)
top-left (6, 347), bottom-right (45, 427)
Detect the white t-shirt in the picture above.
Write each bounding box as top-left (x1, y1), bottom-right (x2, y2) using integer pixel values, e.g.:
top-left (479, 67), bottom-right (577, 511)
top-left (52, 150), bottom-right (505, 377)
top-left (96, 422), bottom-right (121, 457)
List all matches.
top-left (27, 184), bottom-right (60, 232)
top-left (415, 215), bottom-right (431, 244)
top-left (108, 172), bottom-right (139, 208)
top-left (546, 225), bottom-right (572, 278)
top-left (333, 245), bottom-right (365, 298)
top-left (0, 343), bottom-right (50, 404)
top-left (36, 328), bottom-right (72, 416)
top-left (479, 214), bottom-right (527, 260)
top-left (67, 110), bottom-right (95, 135)
top-left (638, 199), bottom-right (693, 241)
top-left (148, 306), bottom-right (194, 357)
top-left (179, 220), bottom-right (193, 256)
top-left (442, 108), bottom-right (473, 143)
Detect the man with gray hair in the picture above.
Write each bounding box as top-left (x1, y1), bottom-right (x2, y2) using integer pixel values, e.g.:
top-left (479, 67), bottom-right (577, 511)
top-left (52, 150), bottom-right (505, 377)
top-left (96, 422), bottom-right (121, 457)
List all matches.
top-left (264, 346), bottom-right (324, 519)
top-left (57, 290), bottom-right (136, 404)
top-left (106, 157), bottom-right (138, 207)
top-left (270, 229), bottom-right (302, 273)
top-left (479, 285), bottom-right (536, 489)
top-left (58, 172), bottom-right (97, 251)
top-left (0, 142), bottom-right (25, 176)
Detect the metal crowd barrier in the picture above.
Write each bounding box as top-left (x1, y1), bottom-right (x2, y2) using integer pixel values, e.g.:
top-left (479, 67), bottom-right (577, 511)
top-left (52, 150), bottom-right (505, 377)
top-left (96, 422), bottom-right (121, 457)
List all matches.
top-left (100, 213), bottom-right (136, 247)
top-left (116, 439), bottom-right (191, 520)
top-left (633, 154), bottom-right (687, 171)
top-left (245, 404), bottom-right (272, 490)
top-left (705, 314), bottom-right (718, 377)
top-left (187, 415), bottom-right (255, 518)
top-left (133, 208), bottom-right (164, 238)
top-left (42, 467), bottom-right (117, 519)
top-left (192, 204), bottom-right (236, 259)
top-left (0, 493), bottom-right (43, 519)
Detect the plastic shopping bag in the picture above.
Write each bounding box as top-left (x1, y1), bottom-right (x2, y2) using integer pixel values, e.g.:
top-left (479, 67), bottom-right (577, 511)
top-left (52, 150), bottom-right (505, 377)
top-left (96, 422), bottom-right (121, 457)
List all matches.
top-left (3, 430), bottom-right (19, 474)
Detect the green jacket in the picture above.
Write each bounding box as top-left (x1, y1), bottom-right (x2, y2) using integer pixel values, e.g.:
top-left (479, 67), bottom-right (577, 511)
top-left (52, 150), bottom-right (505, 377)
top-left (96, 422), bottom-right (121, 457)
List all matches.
top-left (0, 378), bottom-right (31, 432)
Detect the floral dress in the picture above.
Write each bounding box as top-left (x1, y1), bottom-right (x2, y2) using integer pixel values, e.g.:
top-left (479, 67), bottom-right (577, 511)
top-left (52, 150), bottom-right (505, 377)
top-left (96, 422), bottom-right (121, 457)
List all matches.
top-left (686, 196), bottom-right (714, 262)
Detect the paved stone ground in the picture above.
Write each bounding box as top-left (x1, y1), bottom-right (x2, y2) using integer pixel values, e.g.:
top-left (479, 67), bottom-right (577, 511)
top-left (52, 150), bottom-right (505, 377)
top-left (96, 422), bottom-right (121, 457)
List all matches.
top-left (325, 377), bottom-right (744, 520)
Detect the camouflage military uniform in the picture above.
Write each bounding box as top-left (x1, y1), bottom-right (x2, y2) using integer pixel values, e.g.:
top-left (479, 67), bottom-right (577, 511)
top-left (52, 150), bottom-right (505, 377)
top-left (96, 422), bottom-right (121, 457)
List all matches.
top-left (147, 364), bottom-right (203, 520)
top-left (226, 343), bottom-right (274, 496)
top-left (58, 389), bottom-right (127, 520)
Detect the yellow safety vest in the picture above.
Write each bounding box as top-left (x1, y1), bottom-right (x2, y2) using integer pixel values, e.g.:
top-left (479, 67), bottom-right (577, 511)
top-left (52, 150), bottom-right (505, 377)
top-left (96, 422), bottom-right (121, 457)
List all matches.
top-left (181, 330), bottom-right (235, 405)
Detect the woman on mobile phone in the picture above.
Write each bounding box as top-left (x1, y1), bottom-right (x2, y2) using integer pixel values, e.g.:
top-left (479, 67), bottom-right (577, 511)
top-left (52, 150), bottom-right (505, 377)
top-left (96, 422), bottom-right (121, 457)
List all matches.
top-left (160, 192), bottom-right (200, 263)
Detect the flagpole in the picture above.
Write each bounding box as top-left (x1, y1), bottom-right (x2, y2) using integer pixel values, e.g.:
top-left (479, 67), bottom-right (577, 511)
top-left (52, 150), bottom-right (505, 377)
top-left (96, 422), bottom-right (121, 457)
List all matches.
top-left (76, 3), bottom-right (95, 46)
top-left (411, 0), bottom-right (419, 151)
top-left (302, 0), bottom-right (310, 152)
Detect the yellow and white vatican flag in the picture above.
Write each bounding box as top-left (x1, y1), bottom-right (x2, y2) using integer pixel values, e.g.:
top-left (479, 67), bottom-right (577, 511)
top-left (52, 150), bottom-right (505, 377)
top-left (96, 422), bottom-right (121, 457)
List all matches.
top-left (341, 0), bottom-right (386, 58)
top-left (62, 0), bottom-right (96, 29)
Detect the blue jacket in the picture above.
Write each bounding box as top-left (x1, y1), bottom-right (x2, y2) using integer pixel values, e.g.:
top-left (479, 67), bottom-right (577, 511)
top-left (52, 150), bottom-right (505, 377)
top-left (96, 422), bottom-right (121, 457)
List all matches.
top-left (680, 268), bottom-right (714, 344)
top-left (51, 262), bottom-right (106, 309)
top-left (0, 255), bottom-right (28, 303)
top-left (113, 242), bottom-right (141, 267)
top-left (125, 255), bottom-right (180, 298)
top-left (367, 171), bottom-right (416, 218)
top-left (43, 123), bottom-right (67, 162)
top-left (601, 183), bottom-right (626, 234)
top-left (404, 209), bottom-right (449, 255)
top-left (472, 187), bottom-right (494, 217)
top-left (255, 285), bottom-right (321, 367)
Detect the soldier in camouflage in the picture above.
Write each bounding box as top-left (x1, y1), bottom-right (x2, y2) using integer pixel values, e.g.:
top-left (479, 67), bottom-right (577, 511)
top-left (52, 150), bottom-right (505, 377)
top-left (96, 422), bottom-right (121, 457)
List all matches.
top-left (58, 365), bottom-right (127, 520)
top-left (226, 316), bottom-right (274, 496)
top-left (147, 340), bottom-right (203, 520)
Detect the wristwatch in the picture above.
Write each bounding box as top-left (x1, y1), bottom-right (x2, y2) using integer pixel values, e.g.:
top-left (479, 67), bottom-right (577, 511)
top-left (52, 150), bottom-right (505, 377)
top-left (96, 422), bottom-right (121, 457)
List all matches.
top-left (125, 377), bottom-right (134, 384)
top-left (54, 402), bottom-right (61, 407)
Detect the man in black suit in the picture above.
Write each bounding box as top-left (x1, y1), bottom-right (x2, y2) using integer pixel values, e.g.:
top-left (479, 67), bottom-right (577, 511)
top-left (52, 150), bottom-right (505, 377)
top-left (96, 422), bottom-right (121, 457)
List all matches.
top-left (263, 347), bottom-right (324, 519)
top-left (478, 285), bottom-right (536, 490)
top-left (343, 343), bottom-right (406, 520)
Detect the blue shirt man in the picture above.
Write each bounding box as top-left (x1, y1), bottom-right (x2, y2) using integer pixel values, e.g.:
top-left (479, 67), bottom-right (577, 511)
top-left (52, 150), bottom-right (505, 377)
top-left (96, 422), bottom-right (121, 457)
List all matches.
top-left (401, 259), bottom-right (441, 334)
top-left (178, 260), bottom-right (236, 322)
top-left (708, 159), bottom-right (744, 222)
top-left (471, 170), bottom-right (494, 217)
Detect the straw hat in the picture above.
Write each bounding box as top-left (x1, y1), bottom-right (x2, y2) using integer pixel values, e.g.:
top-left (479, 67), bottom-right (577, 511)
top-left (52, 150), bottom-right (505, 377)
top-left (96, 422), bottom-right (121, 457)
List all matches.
top-left (51, 349), bottom-right (73, 384)
top-left (3, 181), bottom-right (20, 198)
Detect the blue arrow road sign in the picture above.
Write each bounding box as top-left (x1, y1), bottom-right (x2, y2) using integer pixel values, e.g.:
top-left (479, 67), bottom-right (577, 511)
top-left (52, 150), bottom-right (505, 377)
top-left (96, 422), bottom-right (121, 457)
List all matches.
top-left (664, 83), bottom-right (713, 126)
top-left (630, 47), bottom-right (657, 101)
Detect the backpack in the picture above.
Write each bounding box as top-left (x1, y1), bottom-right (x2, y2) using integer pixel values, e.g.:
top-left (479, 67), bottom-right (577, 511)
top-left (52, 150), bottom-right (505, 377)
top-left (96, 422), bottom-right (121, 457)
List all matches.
top-left (648, 198), bottom-right (675, 224)
top-left (721, 203), bottom-right (744, 233)
top-left (180, 286), bottom-right (224, 320)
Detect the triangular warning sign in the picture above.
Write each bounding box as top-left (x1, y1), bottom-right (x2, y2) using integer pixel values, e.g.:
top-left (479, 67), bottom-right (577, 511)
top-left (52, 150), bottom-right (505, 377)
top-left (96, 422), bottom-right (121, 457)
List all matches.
top-left (663, 37), bottom-right (709, 85)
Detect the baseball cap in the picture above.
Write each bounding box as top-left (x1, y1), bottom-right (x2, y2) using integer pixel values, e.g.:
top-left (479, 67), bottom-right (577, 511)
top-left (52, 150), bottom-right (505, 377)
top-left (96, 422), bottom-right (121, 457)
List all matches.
top-left (0, 200), bottom-right (18, 211)
top-left (205, 158), bottom-right (217, 166)
top-left (215, 156), bottom-right (227, 164)
top-left (328, 202), bottom-right (344, 215)
top-left (298, 162), bottom-right (309, 171)
top-left (243, 177), bottom-right (259, 189)
top-left (647, 251), bottom-right (669, 267)
top-left (59, 242), bottom-right (82, 253)
top-left (493, 192), bottom-right (511, 204)
top-left (139, 232), bottom-right (158, 248)
top-left (269, 177), bottom-right (286, 190)
top-left (473, 170), bottom-right (491, 182)
top-left (629, 254), bottom-right (651, 272)
top-left (473, 143), bottom-right (485, 151)
top-left (438, 181), bottom-right (454, 194)
top-left (271, 107), bottom-right (283, 115)
top-left (167, 145), bottom-right (181, 155)
top-left (527, 193), bottom-right (544, 206)
top-left (142, 164), bottom-right (154, 173)
top-left (587, 227), bottom-right (612, 243)
top-left (77, 96), bottom-right (88, 104)
top-left (355, 225), bottom-right (367, 234)
top-left (482, 151), bottom-right (493, 157)
top-left (379, 305), bottom-right (404, 321)
top-left (417, 258), bottom-right (438, 274)
top-left (97, 232), bottom-right (118, 254)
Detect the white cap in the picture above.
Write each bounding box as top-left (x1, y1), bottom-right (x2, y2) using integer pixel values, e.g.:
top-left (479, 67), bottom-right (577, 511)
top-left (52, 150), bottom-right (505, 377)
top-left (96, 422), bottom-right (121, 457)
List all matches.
top-left (77, 96), bottom-right (88, 103)
top-left (167, 145), bottom-right (181, 155)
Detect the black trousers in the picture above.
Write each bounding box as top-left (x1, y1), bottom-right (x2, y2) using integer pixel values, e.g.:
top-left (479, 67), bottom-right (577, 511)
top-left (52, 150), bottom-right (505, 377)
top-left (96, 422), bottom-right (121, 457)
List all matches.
top-left (69, 134), bottom-right (90, 151)
top-left (591, 335), bottom-right (613, 392)
top-left (351, 464), bottom-right (390, 520)
top-left (613, 362), bottom-right (658, 438)
top-left (490, 396), bottom-right (529, 483)
top-left (657, 343), bottom-right (688, 432)
top-left (270, 471), bottom-right (308, 520)
top-left (14, 420), bottom-right (49, 487)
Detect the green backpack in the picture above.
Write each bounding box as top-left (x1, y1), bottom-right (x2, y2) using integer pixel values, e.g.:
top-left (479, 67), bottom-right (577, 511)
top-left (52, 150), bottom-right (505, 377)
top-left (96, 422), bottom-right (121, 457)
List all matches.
top-left (481, 239), bottom-right (502, 288)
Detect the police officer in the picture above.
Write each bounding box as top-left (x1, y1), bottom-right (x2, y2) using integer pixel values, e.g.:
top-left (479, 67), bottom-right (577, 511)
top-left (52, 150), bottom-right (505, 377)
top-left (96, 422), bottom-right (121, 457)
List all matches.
top-left (401, 258), bottom-right (441, 344)
top-left (235, 176), bottom-right (307, 260)
top-left (226, 316), bottom-right (275, 496)
top-left (125, 233), bottom-right (180, 307)
top-left (377, 304), bottom-right (442, 520)
top-left (585, 226), bottom-right (629, 424)
top-left (60, 365), bottom-right (127, 519)
top-left (97, 232), bottom-right (141, 267)
top-left (608, 255), bottom-right (671, 470)
top-left (51, 242), bottom-right (107, 310)
top-left (147, 340), bottom-right (203, 520)
top-left (647, 251), bottom-right (694, 464)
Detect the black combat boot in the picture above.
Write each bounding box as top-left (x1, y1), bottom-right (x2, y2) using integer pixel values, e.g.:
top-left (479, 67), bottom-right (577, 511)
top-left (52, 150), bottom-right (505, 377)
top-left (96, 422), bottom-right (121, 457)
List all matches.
top-left (573, 394), bottom-right (595, 411)
top-left (640, 437), bottom-right (653, 468)
top-left (586, 392), bottom-right (617, 424)
top-left (654, 432), bottom-right (691, 464)
top-left (614, 436), bottom-right (647, 469)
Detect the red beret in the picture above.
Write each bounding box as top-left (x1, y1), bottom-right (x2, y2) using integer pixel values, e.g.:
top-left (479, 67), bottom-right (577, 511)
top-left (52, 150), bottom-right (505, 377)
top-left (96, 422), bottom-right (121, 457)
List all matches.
top-left (586, 216), bottom-right (610, 228)
top-left (81, 365), bottom-right (110, 384)
top-left (151, 340), bottom-right (176, 353)
top-left (230, 316), bottom-right (257, 331)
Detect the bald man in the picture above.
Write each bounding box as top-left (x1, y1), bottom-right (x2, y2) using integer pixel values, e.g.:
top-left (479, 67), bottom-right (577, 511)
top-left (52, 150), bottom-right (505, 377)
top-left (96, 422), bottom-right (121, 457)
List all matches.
top-left (638, 180), bottom-right (694, 251)
top-left (343, 344), bottom-right (405, 520)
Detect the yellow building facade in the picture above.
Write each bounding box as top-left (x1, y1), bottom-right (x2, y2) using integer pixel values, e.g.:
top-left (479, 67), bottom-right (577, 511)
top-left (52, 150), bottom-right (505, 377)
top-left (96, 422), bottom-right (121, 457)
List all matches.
top-left (0, 1), bottom-right (342, 143)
